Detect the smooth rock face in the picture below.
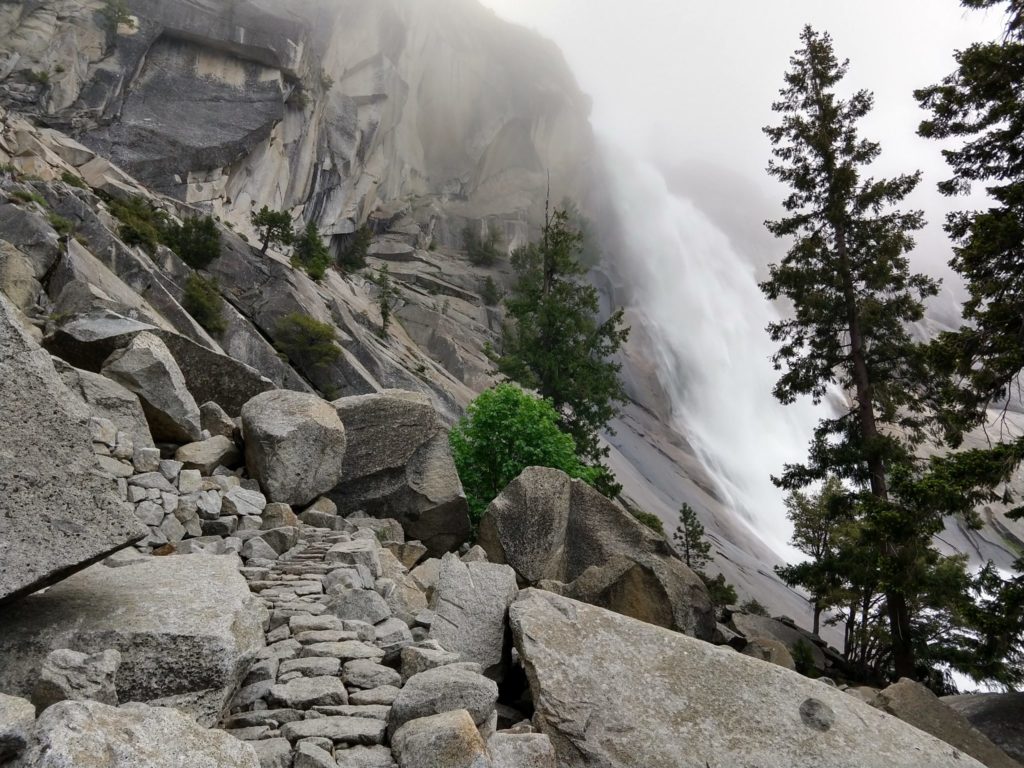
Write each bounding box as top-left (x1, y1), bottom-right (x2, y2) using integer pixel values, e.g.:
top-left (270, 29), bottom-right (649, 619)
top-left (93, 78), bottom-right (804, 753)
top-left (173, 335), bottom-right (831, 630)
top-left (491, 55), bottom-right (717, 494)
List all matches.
top-left (510, 589), bottom-right (984, 768)
top-left (0, 555), bottom-right (265, 726)
top-left (32, 649), bottom-right (121, 713)
top-left (101, 331), bottom-right (203, 443)
top-left (480, 467), bottom-right (714, 639)
top-left (943, 693), bottom-right (1024, 764)
top-left (872, 679), bottom-right (1020, 768)
top-left (0, 294), bottom-right (146, 605)
top-left (429, 554), bottom-right (517, 679)
top-left (242, 390), bottom-right (347, 507)
top-left (391, 709), bottom-right (490, 768)
top-left (17, 700), bottom-right (260, 768)
top-left (330, 391), bottom-right (470, 556)
top-left (0, 693), bottom-right (34, 762)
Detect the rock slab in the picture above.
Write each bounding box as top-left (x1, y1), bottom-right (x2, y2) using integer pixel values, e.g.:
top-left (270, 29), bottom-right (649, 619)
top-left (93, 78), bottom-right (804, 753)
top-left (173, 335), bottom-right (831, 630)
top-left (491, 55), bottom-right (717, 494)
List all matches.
top-left (509, 589), bottom-right (985, 768)
top-left (0, 294), bottom-right (146, 606)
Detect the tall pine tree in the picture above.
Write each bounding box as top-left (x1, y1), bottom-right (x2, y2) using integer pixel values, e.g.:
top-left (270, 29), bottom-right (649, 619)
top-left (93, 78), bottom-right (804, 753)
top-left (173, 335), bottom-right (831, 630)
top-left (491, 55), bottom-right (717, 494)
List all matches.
top-left (762, 26), bottom-right (941, 680)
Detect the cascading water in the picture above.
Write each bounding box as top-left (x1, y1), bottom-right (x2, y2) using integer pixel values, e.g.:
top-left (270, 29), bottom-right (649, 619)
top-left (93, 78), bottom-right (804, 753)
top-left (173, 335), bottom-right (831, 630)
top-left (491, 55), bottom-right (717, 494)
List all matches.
top-left (601, 143), bottom-right (830, 558)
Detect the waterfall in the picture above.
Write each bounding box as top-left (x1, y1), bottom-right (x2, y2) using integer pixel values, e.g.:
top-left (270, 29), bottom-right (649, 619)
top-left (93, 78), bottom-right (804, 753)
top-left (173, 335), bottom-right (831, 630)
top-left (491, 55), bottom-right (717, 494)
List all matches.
top-left (602, 144), bottom-right (829, 558)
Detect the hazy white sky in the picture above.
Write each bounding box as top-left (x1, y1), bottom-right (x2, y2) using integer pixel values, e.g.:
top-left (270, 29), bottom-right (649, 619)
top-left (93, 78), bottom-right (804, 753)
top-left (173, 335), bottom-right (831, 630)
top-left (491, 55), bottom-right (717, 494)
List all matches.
top-left (477, 0), bottom-right (1006, 287)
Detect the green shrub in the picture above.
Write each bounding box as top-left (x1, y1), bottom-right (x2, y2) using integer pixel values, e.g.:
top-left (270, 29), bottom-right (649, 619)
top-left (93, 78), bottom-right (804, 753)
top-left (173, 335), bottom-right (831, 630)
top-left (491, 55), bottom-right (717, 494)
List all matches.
top-left (338, 225), bottom-right (371, 271)
top-left (291, 222), bottom-right (331, 281)
top-left (10, 189), bottom-right (47, 207)
top-left (27, 70), bottom-right (50, 86)
top-left (163, 215), bottom-right (221, 269)
top-left (107, 195), bottom-right (165, 253)
top-left (182, 274), bottom-right (227, 335)
top-left (100, 0), bottom-right (135, 30)
top-left (480, 276), bottom-right (501, 306)
top-left (700, 572), bottom-right (738, 607)
top-left (463, 222), bottom-right (502, 266)
top-left (47, 213), bottom-right (74, 237)
top-left (630, 509), bottom-right (665, 535)
top-left (792, 639), bottom-right (819, 678)
top-left (274, 313), bottom-right (340, 372)
top-left (740, 598), bottom-right (769, 617)
top-left (60, 170), bottom-right (87, 189)
top-left (250, 206), bottom-right (293, 255)
top-left (450, 383), bottom-right (598, 524)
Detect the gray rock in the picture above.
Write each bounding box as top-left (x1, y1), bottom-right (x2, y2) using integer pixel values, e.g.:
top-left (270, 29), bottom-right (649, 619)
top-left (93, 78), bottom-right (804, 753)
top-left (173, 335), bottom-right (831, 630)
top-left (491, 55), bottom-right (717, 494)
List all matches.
top-left (252, 737), bottom-right (293, 768)
top-left (0, 693), bottom-right (34, 762)
top-left (269, 676), bottom-right (349, 709)
top-left (943, 693), bottom-right (1024, 765)
top-left (201, 401), bottom-right (237, 439)
top-left (263, 503), bottom-right (300, 529)
top-left (0, 294), bottom-right (146, 606)
top-left (295, 741), bottom-right (336, 768)
top-left (241, 390), bottom-right (347, 506)
top-left (374, 618), bottom-right (415, 660)
top-left (330, 391), bottom-right (470, 557)
top-left (279, 657), bottom-right (342, 677)
top-left (400, 645), bottom-right (463, 683)
top-left (300, 641), bottom-right (384, 662)
top-left (488, 732), bottom-right (556, 768)
top-left (333, 745), bottom-right (397, 768)
top-left (242, 537), bottom-right (280, 562)
top-left (349, 686), bottom-right (401, 706)
top-left (101, 331), bottom-right (203, 443)
top-left (429, 554), bottom-right (517, 679)
top-left (224, 486), bottom-right (269, 517)
top-left (0, 555), bottom-right (265, 727)
top-left (326, 540), bottom-right (383, 577)
top-left (388, 541), bottom-right (429, 570)
top-left (32, 648), bottom-right (121, 713)
top-left (343, 659), bottom-right (401, 689)
top-left (132, 446), bottom-right (161, 473)
top-left (742, 636), bottom-right (796, 670)
top-left (280, 716), bottom-right (386, 745)
top-left (730, 612), bottom-right (828, 671)
top-left (175, 435), bottom-right (242, 474)
top-left (872, 679), bottom-right (1019, 768)
top-left (178, 468), bottom-right (203, 494)
top-left (388, 665), bottom-right (498, 738)
top-left (325, 588), bottom-right (391, 626)
top-left (17, 700), bottom-right (260, 767)
top-left (390, 709), bottom-right (491, 768)
top-left (510, 588), bottom-right (983, 768)
top-left (479, 467), bottom-right (714, 640)
top-left (54, 359), bottom-right (154, 448)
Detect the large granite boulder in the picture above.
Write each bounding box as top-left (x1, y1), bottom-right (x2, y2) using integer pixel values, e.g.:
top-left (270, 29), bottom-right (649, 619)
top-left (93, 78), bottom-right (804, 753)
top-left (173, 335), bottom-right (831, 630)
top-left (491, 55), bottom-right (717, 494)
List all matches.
top-left (0, 555), bottom-right (265, 726)
top-left (0, 693), bottom-right (34, 763)
top-left (241, 390), bottom-right (347, 507)
top-left (943, 693), bottom-right (1024, 766)
top-left (391, 709), bottom-right (491, 768)
top-left (729, 612), bottom-right (829, 671)
top-left (101, 331), bottom-right (203, 443)
top-left (330, 391), bottom-right (470, 557)
top-left (429, 554), bottom-right (518, 680)
top-left (870, 679), bottom-right (1019, 768)
top-left (0, 294), bottom-right (146, 606)
top-left (479, 467), bottom-right (714, 639)
top-left (52, 359), bottom-right (155, 448)
top-left (510, 589), bottom-right (985, 768)
top-left (16, 700), bottom-right (260, 768)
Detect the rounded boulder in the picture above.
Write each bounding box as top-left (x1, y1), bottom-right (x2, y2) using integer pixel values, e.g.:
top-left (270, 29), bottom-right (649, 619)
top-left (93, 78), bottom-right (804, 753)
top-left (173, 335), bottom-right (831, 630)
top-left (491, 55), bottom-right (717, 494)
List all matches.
top-left (241, 390), bottom-right (347, 506)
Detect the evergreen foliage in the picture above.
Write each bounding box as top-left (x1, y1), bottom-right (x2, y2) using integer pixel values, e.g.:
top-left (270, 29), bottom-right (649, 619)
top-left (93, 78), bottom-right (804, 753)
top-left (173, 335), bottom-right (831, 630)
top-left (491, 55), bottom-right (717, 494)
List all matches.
top-left (291, 221), bottom-right (331, 281)
top-left (373, 264), bottom-right (399, 337)
top-left (463, 222), bottom-right (503, 266)
top-left (673, 503), bottom-right (712, 571)
top-left (251, 206), bottom-right (294, 255)
top-left (274, 313), bottom-right (340, 372)
top-left (481, 276), bottom-right (501, 306)
top-left (763, 26), bottom-right (950, 681)
top-left (182, 274), bottom-right (226, 335)
top-left (163, 215), bottom-right (221, 269)
top-left (449, 384), bottom-right (597, 524)
top-left (496, 207), bottom-right (629, 497)
top-left (338, 226), bottom-right (372, 272)
top-left (107, 195), bottom-right (166, 253)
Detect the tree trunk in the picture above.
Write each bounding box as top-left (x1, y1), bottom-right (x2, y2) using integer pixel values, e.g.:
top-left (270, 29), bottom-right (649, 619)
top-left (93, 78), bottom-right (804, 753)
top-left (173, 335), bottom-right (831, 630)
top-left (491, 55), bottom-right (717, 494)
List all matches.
top-left (812, 603), bottom-right (822, 636)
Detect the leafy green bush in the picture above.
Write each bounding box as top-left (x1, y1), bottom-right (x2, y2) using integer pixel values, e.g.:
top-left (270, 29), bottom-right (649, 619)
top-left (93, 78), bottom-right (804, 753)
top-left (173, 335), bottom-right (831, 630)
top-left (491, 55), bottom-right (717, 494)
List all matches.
top-left (463, 223), bottom-right (502, 266)
top-left (700, 572), bottom-right (738, 607)
top-left (163, 215), bottom-right (221, 269)
top-left (480, 276), bottom-right (501, 306)
top-left (630, 509), bottom-right (665, 535)
top-left (791, 639), bottom-right (819, 678)
top-left (291, 222), bottom-right (331, 281)
top-left (10, 189), bottom-right (47, 207)
top-left (60, 171), bottom-right (86, 189)
top-left (100, 0), bottom-right (135, 30)
top-left (450, 383), bottom-right (597, 524)
top-left (274, 313), bottom-right (340, 371)
top-left (107, 195), bottom-right (166, 253)
top-left (47, 213), bottom-right (74, 237)
top-left (250, 206), bottom-right (293, 255)
top-left (740, 598), bottom-right (769, 617)
top-left (182, 274), bottom-right (227, 335)
top-left (338, 225), bottom-right (371, 272)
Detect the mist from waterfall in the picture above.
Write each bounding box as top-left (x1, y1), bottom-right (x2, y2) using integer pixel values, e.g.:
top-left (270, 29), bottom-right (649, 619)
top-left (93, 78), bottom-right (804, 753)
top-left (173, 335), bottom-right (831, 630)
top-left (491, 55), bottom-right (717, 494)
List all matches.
top-left (601, 143), bottom-right (830, 558)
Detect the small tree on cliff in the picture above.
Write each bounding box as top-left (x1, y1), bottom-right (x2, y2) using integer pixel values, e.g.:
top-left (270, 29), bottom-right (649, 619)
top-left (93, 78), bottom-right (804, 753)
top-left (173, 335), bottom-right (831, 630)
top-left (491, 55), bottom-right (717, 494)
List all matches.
top-left (673, 503), bottom-right (711, 571)
top-left (251, 206), bottom-right (294, 256)
top-left (762, 26), bottom-right (942, 680)
top-left (496, 206), bottom-right (629, 497)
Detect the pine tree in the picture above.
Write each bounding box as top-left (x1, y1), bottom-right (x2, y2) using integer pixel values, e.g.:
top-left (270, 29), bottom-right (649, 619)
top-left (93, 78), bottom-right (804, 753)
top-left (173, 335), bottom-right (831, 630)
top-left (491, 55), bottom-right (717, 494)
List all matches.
top-left (497, 207), bottom-right (629, 496)
top-left (762, 26), bottom-right (941, 680)
top-left (673, 503), bottom-right (711, 571)
top-left (250, 206), bottom-right (294, 256)
top-left (374, 264), bottom-right (399, 337)
top-left (291, 221), bottom-right (331, 281)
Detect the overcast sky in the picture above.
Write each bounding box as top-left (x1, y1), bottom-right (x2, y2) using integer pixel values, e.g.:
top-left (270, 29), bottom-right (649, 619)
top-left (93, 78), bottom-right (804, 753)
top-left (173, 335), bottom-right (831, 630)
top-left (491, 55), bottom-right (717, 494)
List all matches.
top-left (477, 0), bottom-right (1006, 292)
